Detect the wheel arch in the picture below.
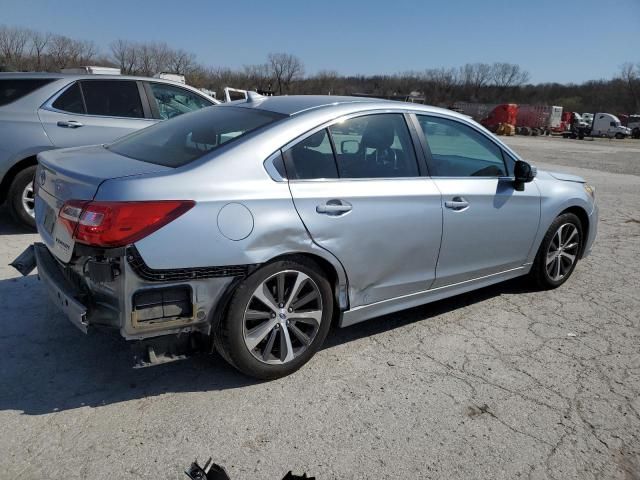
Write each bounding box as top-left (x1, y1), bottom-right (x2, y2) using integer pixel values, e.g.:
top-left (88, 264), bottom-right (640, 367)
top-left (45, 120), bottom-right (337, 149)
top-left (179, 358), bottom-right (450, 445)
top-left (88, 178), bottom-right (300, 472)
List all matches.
top-left (264, 251), bottom-right (349, 313)
top-left (558, 205), bottom-right (590, 258)
top-left (210, 250), bottom-right (349, 342)
top-left (0, 155), bottom-right (38, 204)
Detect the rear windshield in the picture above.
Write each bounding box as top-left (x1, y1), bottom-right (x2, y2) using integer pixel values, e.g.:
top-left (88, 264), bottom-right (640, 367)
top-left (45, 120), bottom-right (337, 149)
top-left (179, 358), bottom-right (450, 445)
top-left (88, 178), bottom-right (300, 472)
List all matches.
top-left (108, 106), bottom-right (285, 167)
top-left (0, 78), bottom-right (55, 106)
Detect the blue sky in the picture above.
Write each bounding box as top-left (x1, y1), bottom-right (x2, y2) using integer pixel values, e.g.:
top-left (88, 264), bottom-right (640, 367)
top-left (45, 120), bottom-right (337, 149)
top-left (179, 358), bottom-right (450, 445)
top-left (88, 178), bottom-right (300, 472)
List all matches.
top-left (1, 0), bottom-right (638, 83)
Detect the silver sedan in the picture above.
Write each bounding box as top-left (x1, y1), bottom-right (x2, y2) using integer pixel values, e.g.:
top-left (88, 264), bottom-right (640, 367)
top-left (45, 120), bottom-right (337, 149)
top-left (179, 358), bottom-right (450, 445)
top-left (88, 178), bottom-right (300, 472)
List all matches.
top-left (14, 94), bottom-right (598, 379)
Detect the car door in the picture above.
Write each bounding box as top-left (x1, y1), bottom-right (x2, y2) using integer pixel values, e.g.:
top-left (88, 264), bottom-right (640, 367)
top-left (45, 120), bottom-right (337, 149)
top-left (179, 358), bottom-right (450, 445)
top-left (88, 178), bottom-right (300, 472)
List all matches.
top-left (414, 114), bottom-right (541, 288)
top-left (38, 79), bottom-right (157, 148)
top-left (286, 112), bottom-right (443, 309)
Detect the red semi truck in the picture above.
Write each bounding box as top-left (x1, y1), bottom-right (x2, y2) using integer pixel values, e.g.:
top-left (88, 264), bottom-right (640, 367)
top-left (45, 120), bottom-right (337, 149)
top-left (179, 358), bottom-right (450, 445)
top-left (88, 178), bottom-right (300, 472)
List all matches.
top-left (452, 102), bottom-right (517, 134)
top-left (453, 102), bottom-right (562, 135)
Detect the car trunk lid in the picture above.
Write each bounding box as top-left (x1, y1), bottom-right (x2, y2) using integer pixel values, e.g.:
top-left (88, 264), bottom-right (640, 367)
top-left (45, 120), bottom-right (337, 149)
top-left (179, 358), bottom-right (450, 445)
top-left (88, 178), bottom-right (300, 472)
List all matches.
top-left (36, 145), bottom-right (171, 263)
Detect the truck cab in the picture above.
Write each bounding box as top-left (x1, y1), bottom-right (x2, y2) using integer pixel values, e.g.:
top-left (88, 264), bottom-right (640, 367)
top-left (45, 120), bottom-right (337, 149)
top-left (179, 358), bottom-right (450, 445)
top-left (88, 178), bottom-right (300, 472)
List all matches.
top-left (591, 113), bottom-right (631, 139)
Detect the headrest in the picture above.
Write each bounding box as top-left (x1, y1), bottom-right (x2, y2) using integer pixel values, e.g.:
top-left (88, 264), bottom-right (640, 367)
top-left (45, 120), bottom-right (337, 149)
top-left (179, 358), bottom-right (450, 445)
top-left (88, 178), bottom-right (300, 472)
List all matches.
top-left (361, 117), bottom-right (395, 150)
top-left (190, 124), bottom-right (218, 145)
top-left (302, 131), bottom-right (325, 148)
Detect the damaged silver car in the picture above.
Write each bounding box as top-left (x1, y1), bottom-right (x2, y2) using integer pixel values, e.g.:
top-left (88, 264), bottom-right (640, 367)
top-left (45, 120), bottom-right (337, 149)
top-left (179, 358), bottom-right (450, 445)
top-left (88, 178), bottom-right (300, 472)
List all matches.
top-left (12, 94), bottom-right (598, 379)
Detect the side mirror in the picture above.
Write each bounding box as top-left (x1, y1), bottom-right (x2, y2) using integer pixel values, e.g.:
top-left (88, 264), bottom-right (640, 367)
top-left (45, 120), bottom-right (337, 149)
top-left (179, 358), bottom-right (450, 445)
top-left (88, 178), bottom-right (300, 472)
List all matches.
top-left (514, 160), bottom-right (536, 191)
top-left (341, 139), bottom-right (359, 154)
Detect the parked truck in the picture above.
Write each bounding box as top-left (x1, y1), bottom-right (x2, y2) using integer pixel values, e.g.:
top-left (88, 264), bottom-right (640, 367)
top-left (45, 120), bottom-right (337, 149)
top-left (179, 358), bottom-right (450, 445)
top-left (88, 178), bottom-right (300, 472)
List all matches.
top-left (626, 114), bottom-right (640, 139)
top-left (453, 102), bottom-right (564, 136)
top-left (590, 113), bottom-right (631, 138)
top-left (452, 102), bottom-right (516, 134)
top-left (562, 112), bottom-right (630, 139)
top-left (516, 105), bottom-right (563, 135)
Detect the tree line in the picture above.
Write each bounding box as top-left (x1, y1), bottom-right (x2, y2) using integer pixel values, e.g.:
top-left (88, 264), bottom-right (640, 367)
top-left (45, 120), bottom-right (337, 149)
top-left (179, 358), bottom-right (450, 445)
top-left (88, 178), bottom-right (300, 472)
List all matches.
top-left (1, 24), bottom-right (638, 114)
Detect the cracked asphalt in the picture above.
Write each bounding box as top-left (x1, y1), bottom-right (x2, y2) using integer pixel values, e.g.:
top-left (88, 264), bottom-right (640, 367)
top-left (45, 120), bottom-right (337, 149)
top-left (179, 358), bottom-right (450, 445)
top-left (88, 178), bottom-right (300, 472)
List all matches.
top-left (1, 135), bottom-right (639, 479)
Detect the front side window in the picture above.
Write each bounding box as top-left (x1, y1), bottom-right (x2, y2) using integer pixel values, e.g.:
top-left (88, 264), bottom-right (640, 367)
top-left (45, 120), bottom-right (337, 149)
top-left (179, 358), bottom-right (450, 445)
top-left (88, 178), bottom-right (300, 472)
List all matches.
top-left (52, 82), bottom-right (84, 113)
top-left (108, 106), bottom-right (284, 167)
top-left (329, 114), bottom-right (419, 179)
top-left (149, 83), bottom-right (212, 120)
top-left (80, 80), bottom-right (143, 118)
top-left (417, 115), bottom-right (506, 177)
top-left (283, 129), bottom-right (338, 180)
top-left (0, 78), bottom-right (55, 106)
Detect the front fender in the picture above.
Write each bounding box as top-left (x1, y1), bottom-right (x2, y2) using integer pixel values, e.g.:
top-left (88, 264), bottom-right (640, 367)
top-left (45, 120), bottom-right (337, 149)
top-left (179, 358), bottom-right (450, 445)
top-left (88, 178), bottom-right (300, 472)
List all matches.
top-left (526, 177), bottom-right (595, 264)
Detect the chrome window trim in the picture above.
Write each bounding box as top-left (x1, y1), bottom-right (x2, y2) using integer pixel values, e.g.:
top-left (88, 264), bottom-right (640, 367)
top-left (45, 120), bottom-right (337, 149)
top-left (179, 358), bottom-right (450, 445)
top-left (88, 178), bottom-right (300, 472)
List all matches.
top-left (263, 151), bottom-right (287, 182)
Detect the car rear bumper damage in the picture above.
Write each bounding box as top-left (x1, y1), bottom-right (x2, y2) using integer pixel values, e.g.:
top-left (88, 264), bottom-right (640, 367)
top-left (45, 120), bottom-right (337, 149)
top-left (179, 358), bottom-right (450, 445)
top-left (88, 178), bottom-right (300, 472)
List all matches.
top-left (11, 242), bottom-right (249, 364)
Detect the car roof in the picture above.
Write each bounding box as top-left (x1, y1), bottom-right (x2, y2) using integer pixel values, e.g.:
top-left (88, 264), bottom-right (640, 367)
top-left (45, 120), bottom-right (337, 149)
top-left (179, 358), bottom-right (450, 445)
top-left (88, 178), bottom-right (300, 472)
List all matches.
top-left (225, 95), bottom-right (386, 116)
top-left (226, 94), bottom-right (467, 119)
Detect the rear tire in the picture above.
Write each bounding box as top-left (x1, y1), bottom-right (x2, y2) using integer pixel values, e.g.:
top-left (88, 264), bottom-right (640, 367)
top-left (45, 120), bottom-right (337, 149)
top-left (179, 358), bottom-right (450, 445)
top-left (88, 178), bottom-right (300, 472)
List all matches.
top-left (216, 257), bottom-right (334, 380)
top-left (615, 132), bottom-right (624, 139)
top-left (7, 166), bottom-right (37, 229)
top-left (529, 213), bottom-right (583, 289)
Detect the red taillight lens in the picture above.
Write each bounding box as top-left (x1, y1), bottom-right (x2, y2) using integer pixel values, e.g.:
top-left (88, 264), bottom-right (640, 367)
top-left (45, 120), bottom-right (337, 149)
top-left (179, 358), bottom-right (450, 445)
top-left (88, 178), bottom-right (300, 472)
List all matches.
top-left (59, 200), bottom-right (195, 247)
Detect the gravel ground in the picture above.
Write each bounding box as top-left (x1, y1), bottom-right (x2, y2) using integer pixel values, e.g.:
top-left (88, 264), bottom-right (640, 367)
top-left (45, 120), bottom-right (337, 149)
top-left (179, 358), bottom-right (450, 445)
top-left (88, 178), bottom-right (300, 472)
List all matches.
top-left (1, 136), bottom-right (639, 479)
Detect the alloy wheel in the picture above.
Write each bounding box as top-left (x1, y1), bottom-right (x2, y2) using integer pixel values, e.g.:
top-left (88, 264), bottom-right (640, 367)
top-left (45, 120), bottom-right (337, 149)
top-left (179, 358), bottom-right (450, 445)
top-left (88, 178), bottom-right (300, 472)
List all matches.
top-left (546, 223), bottom-right (580, 281)
top-left (242, 270), bottom-right (323, 365)
top-left (21, 183), bottom-right (35, 219)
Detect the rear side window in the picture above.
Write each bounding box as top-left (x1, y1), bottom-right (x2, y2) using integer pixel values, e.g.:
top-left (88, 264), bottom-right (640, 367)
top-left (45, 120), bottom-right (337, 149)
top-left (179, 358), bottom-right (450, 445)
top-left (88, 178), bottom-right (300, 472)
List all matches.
top-left (52, 82), bottom-right (84, 113)
top-left (148, 83), bottom-right (212, 120)
top-left (283, 129), bottom-right (338, 180)
top-left (0, 78), bottom-right (55, 106)
top-left (108, 106), bottom-right (285, 167)
top-left (81, 80), bottom-right (144, 118)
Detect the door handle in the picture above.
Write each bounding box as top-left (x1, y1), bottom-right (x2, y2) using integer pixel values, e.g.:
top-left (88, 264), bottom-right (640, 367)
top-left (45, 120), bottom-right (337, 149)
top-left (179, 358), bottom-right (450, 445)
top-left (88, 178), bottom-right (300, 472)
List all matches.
top-left (57, 120), bottom-right (84, 128)
top-left (444, 197), bottom-right (470, 211)
top-left (316, 200), bottom-right (352, 215)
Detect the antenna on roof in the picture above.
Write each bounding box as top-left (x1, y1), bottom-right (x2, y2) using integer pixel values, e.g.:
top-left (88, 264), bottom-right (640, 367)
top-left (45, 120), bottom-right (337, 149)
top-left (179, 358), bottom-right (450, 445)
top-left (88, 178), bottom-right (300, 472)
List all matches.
top-left (246, 91), bottom-right (265, 103)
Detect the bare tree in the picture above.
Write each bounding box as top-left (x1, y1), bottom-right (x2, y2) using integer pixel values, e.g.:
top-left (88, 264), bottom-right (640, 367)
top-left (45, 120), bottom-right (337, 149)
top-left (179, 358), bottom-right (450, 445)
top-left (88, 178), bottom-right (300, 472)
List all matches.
top-left (0, 25), bottom-right (30, 70)
top-left (268, 52), bottom-right (304, 94)
top-left (491, 62), bottom-right (530, 88)
top-left (243, 63), bottom-right (272, 91)
top-left (619, 62), bottom-right (639, 111)
top-left (150, 42), bottom-right (171, 74)
top-left (167, 48), bottom-right (196, 75)
top-left (28, 29), bottom-right (50, 70)
top-left (136, 42), bottom-right (155, 76)
top-left (311, 69), bottom-right (339, 95)
top-left (459, 63), bottom-right (493, 99)
top-left (48, 34), bottom-right (74, 69)
top-left (110, 39), bottom-right (137, 74)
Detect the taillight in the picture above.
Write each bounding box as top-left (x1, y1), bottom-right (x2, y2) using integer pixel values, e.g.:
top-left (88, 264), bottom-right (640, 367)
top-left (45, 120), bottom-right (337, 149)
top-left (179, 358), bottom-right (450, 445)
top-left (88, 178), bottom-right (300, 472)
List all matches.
top-left (58, 200), bottom-right (195, 247)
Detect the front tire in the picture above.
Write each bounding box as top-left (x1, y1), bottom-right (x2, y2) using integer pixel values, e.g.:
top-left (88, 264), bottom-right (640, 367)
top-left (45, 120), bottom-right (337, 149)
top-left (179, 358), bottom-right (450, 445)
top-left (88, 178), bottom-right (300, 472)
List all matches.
top-left (217, 257), bottom-right (334, 380)
top-left (8, 166), bottom-right (37, 229)
top-left (530, 213), bottom-right (583, 289)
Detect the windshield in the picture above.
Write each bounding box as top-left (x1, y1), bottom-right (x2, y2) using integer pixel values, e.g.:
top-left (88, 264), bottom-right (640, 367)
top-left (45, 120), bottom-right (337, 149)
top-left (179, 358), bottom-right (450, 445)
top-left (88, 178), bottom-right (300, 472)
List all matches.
top-left (108, 106), bottom-right (285, 167)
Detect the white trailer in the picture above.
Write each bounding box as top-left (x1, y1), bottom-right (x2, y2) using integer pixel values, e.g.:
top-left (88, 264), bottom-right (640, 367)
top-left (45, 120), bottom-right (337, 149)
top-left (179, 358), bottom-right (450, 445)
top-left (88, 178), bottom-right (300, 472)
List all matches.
top-left (452, 102), bottom-right (497, 122)
top-left (61, 66), bottom-right (121, 75)
top-left (153, 72), bottom-right (186, 84)
top-left (516, 105), bottom-right (563, 134)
